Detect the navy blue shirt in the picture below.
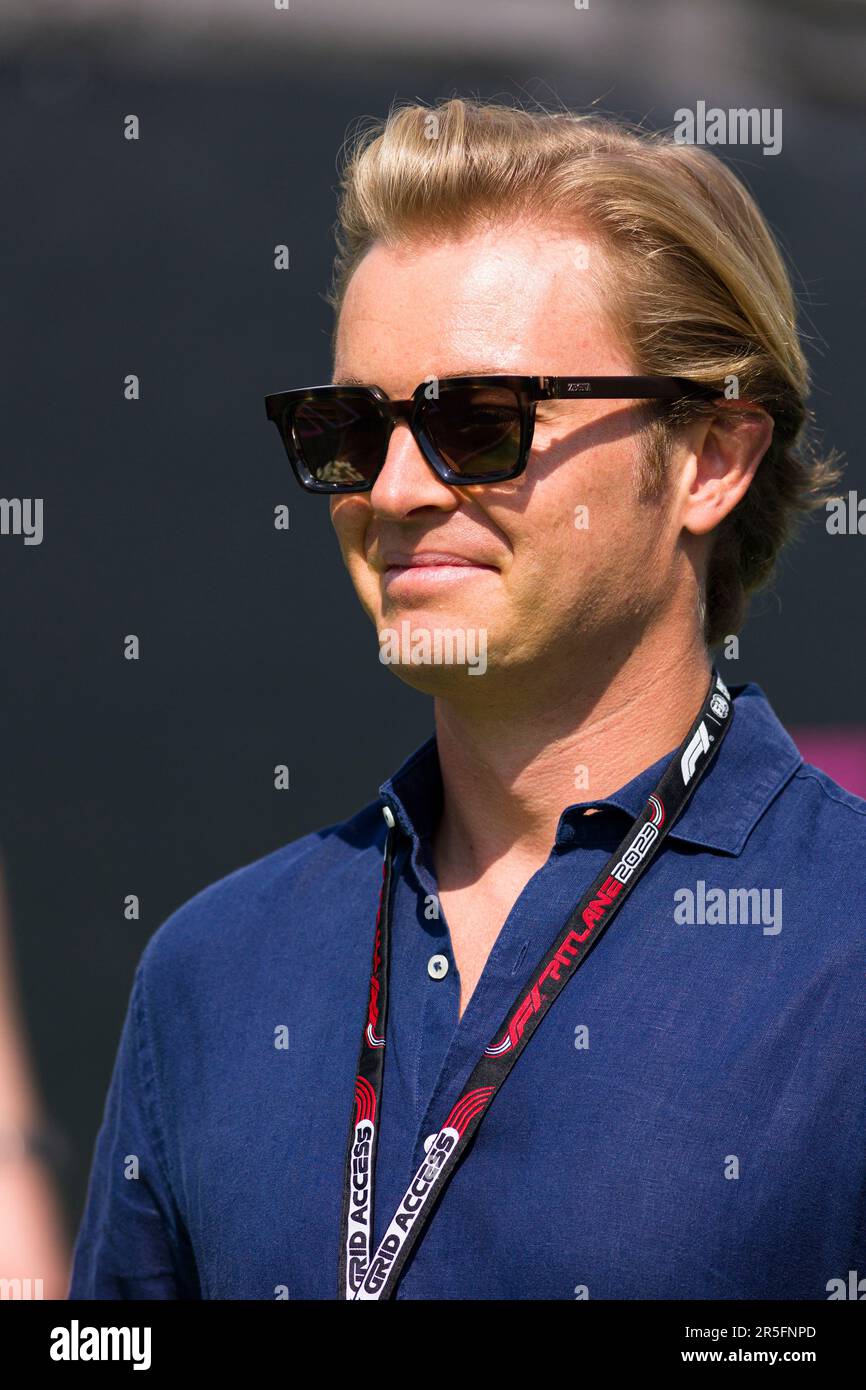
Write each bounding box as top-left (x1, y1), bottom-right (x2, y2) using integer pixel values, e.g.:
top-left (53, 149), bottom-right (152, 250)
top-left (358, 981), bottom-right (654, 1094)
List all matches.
top-left (70, 682), bottom-right (866, 1300)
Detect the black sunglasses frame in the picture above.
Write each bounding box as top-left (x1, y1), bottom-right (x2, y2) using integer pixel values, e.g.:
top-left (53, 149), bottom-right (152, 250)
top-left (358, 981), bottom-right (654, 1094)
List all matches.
top-left (263, 375), bottom-right (720, 494)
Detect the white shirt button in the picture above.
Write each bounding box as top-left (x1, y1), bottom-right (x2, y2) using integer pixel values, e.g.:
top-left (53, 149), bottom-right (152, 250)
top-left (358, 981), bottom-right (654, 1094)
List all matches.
top-left (427, 953), bottom-right (449, 979)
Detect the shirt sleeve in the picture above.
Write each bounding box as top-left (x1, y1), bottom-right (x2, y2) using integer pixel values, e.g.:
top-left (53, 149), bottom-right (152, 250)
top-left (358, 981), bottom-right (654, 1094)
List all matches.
top-left (68, 956), bottom-right (201, 1299)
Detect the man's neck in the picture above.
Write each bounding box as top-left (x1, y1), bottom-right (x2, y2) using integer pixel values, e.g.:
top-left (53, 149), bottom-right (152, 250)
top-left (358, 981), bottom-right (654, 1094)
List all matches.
top-left (431, 631), bottom-right (712, 882)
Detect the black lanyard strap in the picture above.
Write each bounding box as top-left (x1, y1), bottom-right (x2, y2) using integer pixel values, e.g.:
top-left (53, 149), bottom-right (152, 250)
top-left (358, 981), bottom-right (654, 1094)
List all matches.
top-left (339, 668), bottom-right (733, 1300)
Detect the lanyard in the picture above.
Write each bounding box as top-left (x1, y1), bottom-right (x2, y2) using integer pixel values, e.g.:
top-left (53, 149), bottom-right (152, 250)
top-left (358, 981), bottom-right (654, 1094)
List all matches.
top-left (338, 668), bottom-right (733, 1300)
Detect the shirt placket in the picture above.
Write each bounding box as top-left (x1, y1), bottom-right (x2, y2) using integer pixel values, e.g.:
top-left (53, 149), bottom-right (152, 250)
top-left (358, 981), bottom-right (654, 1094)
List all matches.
top-left (402, 823), bottom-right (618, 1182)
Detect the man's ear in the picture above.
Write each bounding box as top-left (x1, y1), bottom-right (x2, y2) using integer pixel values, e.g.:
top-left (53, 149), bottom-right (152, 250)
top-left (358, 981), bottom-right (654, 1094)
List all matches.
top-left (679, 404), bottom-right (774, 538)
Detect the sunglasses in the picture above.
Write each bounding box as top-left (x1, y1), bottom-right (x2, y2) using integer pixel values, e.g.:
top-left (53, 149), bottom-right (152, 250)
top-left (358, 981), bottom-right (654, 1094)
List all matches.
top-left (263, 375), bottom-right (718, 494)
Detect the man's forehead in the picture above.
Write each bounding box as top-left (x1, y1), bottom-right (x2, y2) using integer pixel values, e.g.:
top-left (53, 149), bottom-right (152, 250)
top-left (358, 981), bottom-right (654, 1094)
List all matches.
top-left (340, 226), bottom-right (601, 307)
top-left (333, 227), bottom-right (610, 381)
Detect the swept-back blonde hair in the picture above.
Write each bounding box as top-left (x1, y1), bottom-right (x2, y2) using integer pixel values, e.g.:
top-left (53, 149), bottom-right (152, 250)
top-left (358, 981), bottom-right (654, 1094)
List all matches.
top-left (326, 98), bottom-right (839, 646)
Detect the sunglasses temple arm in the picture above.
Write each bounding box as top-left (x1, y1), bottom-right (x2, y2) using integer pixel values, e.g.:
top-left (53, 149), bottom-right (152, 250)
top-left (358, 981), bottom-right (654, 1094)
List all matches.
top-left (543, 376), bottom-right (716, 400)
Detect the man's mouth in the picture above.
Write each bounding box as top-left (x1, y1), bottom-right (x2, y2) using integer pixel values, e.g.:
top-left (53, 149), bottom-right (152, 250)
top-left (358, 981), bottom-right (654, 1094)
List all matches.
top-left (380, 551), bottom-right (499, 589)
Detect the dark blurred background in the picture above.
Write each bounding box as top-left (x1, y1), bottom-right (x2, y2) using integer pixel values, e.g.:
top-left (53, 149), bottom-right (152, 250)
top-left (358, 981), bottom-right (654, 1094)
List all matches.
top-left (0, 0), bottom-right (863, 1245)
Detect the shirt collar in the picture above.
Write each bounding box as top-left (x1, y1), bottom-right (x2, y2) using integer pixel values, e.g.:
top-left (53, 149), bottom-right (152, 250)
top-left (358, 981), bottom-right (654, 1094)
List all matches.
top-left (378, 681), bottom-right (803, 859)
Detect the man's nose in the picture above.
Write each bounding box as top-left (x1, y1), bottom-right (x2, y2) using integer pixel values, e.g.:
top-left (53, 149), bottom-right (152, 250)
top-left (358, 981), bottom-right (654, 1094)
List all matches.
top-left (368, 422), bottom-right (458, 517)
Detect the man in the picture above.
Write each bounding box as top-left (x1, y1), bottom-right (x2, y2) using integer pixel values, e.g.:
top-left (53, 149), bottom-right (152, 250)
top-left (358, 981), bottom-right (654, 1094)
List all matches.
top-left (70, 99), bottom-right (864, 1300)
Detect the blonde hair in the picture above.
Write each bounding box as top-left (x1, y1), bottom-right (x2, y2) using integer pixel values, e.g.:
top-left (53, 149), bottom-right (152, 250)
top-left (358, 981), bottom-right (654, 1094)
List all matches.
top-left (326, 98), bottom-right (840, 645)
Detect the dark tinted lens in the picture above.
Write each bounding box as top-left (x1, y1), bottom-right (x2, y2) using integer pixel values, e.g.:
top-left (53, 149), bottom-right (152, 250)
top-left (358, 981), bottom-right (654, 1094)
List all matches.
top-left (424, 384), bottom-right (523, 478)
top-left (291, 394), bottom-right (385, 487)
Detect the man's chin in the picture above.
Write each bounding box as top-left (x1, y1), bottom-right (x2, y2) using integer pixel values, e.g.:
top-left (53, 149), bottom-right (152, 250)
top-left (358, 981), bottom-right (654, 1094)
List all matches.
top-left (380, 659), bottom-right (490, 696)
top-left (375, 615), bottom-right (491, 684)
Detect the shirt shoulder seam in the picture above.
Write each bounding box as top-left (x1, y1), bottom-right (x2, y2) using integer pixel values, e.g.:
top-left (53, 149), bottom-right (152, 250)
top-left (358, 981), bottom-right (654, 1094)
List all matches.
top-left (794, 765), bottom-right (866, 818)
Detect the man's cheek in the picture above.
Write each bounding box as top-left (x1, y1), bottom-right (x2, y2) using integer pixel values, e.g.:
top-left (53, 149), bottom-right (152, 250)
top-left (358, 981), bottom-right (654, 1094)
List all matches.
top-left (346, 554), bottom-right (379, 607)
top-left (332, 517), bottom-right (367, 574)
